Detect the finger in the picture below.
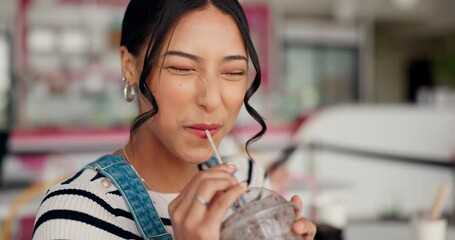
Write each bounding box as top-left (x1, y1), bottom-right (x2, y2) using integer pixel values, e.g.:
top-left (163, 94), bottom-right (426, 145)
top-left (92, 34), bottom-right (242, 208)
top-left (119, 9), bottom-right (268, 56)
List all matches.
top-left (172, 165), bottom-right (236, 204)
top-left (204, 181), bottom-right (248, 224)
top-left (171, 169), bottom-right (237, 220)
top-left (291, 195), bottom-right (303, 218)
top-left (207, 163), bottom-right (237, 173)
top-left (292, 218), bottom-right (317, 240)
top-left (181, 169), bottom-right (237, 202)
top-left (186, 178), bottom-right (238, 222)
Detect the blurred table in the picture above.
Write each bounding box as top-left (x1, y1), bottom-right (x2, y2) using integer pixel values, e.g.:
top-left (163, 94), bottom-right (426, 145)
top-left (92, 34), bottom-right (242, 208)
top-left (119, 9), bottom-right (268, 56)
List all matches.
top-left (345, 220), bottom-right (455, 240)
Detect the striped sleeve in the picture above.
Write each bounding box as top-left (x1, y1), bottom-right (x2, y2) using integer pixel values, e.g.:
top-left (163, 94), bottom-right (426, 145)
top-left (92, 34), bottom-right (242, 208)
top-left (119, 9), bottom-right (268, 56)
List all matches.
top-left (32, 169), bottom-right (142, 240)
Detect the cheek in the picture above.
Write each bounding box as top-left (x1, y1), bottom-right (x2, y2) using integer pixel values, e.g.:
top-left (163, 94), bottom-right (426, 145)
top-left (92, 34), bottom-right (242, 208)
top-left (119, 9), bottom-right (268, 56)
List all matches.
top-left (154, 78), bottom-right (196, 109)
top-left (223, 83), bottom-right (246, 114)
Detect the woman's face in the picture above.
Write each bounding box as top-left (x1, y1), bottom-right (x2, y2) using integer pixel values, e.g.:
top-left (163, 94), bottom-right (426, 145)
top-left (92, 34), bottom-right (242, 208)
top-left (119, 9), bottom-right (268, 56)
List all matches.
top-left (140, 5), bottom-right (248, 163)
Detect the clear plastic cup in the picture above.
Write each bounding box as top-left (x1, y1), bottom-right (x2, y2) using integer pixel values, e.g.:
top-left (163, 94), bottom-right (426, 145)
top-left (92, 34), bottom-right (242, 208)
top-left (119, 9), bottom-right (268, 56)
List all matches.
top-left (220, 187), bottom-right (301, 240)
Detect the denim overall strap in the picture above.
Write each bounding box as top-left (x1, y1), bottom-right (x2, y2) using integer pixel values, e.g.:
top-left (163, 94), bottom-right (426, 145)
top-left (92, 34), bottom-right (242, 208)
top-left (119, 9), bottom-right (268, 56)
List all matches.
top-left (204, 156), bottom-right (220, 168)
top-left (85, 155), bottom-right (172, 240)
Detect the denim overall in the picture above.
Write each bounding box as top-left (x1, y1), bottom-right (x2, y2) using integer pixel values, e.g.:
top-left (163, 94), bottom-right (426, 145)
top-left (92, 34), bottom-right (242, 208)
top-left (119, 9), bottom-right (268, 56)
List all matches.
top-left (85, 154), bottom-right (219, 240)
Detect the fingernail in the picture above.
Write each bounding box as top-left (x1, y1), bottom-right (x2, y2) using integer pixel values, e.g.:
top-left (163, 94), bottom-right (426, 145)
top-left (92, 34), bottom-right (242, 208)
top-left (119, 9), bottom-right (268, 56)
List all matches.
top-left (225, 162), bottom-right (237, 170)
top-left (239, 181), bottom-right (248, 189)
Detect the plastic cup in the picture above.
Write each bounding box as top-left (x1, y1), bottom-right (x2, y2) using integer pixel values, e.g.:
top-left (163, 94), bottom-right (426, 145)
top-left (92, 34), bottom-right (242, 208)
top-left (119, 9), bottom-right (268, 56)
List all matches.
top-left (220, 187), bottom-right (301, 240)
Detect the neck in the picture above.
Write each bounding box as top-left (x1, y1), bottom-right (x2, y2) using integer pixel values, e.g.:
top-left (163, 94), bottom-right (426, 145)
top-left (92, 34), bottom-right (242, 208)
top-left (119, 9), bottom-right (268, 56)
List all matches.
top-left (121, 126), bottom-right (199, 193)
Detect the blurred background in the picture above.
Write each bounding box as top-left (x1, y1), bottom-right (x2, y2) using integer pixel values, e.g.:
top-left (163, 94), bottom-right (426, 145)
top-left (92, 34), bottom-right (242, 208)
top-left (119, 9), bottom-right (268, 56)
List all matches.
top-left (0, 0), bottom-right (454, 239)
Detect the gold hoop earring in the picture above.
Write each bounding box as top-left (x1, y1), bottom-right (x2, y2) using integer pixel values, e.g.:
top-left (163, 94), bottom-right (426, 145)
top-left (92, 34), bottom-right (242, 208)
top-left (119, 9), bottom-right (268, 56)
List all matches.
top-left (123, 77), bottom-right (135, 102)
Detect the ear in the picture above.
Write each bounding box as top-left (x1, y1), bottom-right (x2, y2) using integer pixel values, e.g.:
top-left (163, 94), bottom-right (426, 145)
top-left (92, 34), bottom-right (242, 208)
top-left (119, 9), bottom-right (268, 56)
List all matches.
top-left (120, 46), bottom-right (139, 86)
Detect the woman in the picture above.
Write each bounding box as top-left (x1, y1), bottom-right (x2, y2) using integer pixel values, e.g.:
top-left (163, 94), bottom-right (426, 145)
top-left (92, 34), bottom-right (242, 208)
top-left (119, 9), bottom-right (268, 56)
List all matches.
top-left (32, 0), bottom-right (316, 239)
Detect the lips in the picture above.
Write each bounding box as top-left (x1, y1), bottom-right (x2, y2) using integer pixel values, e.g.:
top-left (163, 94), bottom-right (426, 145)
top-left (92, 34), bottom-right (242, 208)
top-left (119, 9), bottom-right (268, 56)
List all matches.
top-left (185, 123), bottom-right (221, 138)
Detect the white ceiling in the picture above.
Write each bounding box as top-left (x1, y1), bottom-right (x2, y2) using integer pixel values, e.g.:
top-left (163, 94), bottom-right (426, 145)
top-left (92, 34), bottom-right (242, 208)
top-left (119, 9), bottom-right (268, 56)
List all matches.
top-left (1, 0), bottom-right (454, 37)
top-left (254, 0), bottom-right (455, 41)
top-left (264, 0), bottom-right (455, 22)
top-left (1, 0), bottom-right (453, 21)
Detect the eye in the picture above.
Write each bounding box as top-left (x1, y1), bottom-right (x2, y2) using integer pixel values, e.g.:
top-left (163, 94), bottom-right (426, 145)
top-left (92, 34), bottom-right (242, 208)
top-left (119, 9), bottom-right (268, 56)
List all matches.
top-left (222, 71), bottom-right (246, 81)
top-left (226, 72), bottom-right (245, 76)
top-left (167, 66), bottom-right (193, 74)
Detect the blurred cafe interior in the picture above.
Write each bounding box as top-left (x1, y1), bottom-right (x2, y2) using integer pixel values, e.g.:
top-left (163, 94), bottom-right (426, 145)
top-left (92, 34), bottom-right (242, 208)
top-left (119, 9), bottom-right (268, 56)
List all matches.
top-left (1, 0), bottom-right (455, 239)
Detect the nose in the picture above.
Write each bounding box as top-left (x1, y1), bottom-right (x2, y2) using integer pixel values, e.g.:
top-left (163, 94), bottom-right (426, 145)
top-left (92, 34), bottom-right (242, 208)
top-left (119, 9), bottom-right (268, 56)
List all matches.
top-left (196, 74), bottom-right (222, 112)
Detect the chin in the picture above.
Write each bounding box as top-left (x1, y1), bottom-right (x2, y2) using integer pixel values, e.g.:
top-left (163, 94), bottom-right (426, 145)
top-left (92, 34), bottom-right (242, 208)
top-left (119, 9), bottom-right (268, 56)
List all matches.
top-left (181, 150), bottom-right (213, 165)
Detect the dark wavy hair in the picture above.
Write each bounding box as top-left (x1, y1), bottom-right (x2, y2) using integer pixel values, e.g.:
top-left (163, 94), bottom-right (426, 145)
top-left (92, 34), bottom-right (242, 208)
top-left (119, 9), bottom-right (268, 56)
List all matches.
top-left (120, 0), bottom-right (266, 157)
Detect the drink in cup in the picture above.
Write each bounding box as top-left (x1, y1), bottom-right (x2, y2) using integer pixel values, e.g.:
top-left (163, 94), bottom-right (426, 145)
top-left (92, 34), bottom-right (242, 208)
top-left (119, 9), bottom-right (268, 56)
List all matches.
top-left (220, 187), bottom-right (300, 240)
top-left (203, 131), bottom-right (300, 240)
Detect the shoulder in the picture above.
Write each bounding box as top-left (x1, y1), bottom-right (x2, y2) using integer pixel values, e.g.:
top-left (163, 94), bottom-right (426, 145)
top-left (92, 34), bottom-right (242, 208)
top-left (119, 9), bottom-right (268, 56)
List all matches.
top-left (33, 167), bottom-right (141, 240)
top-left (38, 167), bottom-right (125, 211)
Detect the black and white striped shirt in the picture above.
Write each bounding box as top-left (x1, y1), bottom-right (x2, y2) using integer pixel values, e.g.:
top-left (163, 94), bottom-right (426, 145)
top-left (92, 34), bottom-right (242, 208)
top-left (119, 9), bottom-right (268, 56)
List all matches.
top-left (32, 156), bottom-right (268, 239)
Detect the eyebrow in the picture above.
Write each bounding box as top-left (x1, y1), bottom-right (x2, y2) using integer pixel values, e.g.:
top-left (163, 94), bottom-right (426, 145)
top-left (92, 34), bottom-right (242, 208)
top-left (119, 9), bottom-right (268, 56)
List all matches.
top-left (222, 55), bottom-right (248, 62)
top-left (164, 50), bottom-right (200, 61)
top-left (163, 50), bottom-right (247, 62)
